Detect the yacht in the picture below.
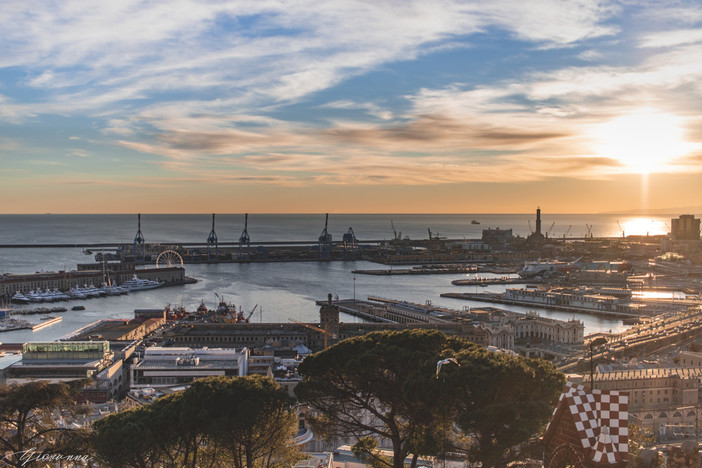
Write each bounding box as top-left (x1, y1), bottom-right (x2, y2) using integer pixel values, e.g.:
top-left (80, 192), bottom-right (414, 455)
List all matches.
top-left (26, 290), bottom-right (45, 303)
top-left (100, 283), bottom-right (129, 296)
top-left (11, 292), bottom-right (30, 304)
top-left (121, 275), bottom-right (163, 291)
top-left (68, 287), bottom-right (87, 299)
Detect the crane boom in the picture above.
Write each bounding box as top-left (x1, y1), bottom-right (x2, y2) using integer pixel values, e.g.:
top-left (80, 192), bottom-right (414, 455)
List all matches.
top-left (289, 318), bottom-right (336, 349)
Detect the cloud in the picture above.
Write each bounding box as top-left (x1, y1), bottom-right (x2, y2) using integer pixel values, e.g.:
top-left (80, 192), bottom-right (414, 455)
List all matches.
top-left (66, 148), bottom-right (90, 158)
top-left (640, 29), bottom-right (702, 49)
top-left (0, 0), bottom-right (619, 122)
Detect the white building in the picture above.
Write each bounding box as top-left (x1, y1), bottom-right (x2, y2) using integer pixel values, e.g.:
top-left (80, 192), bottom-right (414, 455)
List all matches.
top-left (130, 346), bottom-right (249, 390)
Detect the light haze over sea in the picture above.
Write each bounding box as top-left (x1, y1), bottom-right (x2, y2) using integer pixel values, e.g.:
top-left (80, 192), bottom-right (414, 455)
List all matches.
top-left (0, 213), bottom-right (684, 342)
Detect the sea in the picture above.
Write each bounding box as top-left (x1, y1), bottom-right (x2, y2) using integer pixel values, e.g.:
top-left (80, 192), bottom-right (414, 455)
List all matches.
top-left (0, 213), bottom-right (685, 343)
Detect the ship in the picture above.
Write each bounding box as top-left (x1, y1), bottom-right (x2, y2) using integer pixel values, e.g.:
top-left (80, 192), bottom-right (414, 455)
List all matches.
top-left (471, 220), bottom-right (480, 225)
top-left (120, 275), bottom-right (163, 291)
top-left (517, 257), bottom-right (582, 279)
top-left (517, 261), bottom-right (559, 279)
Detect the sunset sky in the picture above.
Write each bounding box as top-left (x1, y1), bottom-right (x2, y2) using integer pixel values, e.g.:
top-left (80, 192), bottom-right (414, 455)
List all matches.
top-left (1, 0), bottom-right (702, 214)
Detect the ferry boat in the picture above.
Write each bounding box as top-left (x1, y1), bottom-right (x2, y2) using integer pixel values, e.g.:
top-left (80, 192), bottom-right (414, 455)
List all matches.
top-left (120, 275), bottom-right (163, 291)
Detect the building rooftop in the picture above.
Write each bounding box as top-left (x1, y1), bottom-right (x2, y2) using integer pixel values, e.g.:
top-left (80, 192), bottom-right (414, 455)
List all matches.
top-left (591, 367), bottom-right (702, 382)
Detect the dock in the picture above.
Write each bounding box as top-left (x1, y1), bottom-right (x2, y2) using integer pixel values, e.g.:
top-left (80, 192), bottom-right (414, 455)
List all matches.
top-left (451, 277), bottom-right (537, 286)
top-left (31, 316), bottom-right (62, 331)
top-left (352, 265), bottom-right (518, 276)
top-left (440, 292), bottom-right (642, 320)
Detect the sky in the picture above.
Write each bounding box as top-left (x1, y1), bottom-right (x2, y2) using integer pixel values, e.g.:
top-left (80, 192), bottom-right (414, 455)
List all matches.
top-left (1, 0), bottom-right (702, 214)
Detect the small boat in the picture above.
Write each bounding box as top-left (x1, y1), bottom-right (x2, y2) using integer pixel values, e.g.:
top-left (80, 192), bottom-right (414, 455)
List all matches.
top-left (71, 305), bottom-right (86, 311)
top-left (471, 220), bottom-right (480, 225)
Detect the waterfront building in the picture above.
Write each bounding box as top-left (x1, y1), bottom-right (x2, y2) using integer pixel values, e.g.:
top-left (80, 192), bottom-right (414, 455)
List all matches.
top-left (165, 297), bottom-right (586, 357)
top-left (0, 266), bottom-right (187, 302)
top-left (74, 317), bottom-right (165, 342)
top-left (481, 227), bottom-right (513, 250)
top-left (671, 214), bottom-right (701, 241)
top-left (5, 341), bottom-right (123, 402)
top-left (511, 312), bottom-right (584, 344)
top-left (130, 346), bottom-right (249, 389)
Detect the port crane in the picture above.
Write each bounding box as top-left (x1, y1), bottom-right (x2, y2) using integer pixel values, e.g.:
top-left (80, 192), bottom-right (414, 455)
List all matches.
top-left (245, 304), bottom-right (258, 323)
top-left (207, 213), bottom-right (218, 260)
top-left (342, 227), bottom-right (358, 257)
top-left (288, 318), bottom-right (336, 350)
top-left (318, 213), bottom-right (333, 258)
top-left (616, 220), bottom-right (624, 237)
top-left (239, 213), bottom-right (251, 260)
top-left (546, 222), bottom-right (556, 238)
top-left (390, 220), bottom-right (401, 241)
top-left (528, 220), bottom-right (534, 234)
top-left (563, 225), bottom-right (572, 239)
top-left (585, 224), bottom-right (593, 238)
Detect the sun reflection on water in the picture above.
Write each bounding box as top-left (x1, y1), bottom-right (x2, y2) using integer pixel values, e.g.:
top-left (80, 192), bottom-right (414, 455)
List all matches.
top-left (619, 217), bottom-right (669, 236)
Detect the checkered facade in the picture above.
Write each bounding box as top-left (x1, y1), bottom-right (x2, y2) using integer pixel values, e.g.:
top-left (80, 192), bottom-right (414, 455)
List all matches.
top-left (545, 381), bottom-right (628, 465)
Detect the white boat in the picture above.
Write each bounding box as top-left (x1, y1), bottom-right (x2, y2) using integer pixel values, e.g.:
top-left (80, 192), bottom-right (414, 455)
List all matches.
top-left (518, 261), bottom-right (559, 279)
top-left (39, 288), bottom-right (69, 302)
top-left (26, 290), bottom-right (45, 303)
top-left (68, 287), bottom-right (87, 299)
top-left (11, 292), bottom-right (30, 304)
top-left (100, 283), bottom-right (129, 295)
top-left (121, 275), bottom-right (163, 291)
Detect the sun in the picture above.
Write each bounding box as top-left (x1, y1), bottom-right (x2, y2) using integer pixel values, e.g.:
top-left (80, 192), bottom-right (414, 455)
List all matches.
top-left (589, 110), bottom-right (690, 174)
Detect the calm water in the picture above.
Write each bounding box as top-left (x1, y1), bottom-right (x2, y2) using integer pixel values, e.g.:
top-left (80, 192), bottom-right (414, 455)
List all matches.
top-left (0, 213), bottom-right (686, 341)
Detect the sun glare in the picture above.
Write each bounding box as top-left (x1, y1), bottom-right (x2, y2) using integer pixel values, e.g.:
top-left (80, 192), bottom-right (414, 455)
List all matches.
top-left (619, 217), bottom-right (669, 237)
top-left (590, 110), bottom-right (690, 174)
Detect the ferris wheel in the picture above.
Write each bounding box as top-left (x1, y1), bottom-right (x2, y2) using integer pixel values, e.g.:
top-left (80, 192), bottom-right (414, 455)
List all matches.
top-left (156, 250), bottom-right (184, 268)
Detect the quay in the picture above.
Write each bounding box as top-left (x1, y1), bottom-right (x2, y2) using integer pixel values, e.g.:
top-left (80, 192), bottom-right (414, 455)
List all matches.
top-left (31, 316), bottom-right (62, 331)
top-left (352, 265), bottom-right (518, 276)
top-left (440, 291), bottom-right (642, 320)
top-left (451, 277), bottom-right (536, 286)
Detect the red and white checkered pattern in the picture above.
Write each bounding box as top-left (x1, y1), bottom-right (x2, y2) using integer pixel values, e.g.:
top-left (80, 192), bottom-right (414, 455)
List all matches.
top-left (546, 381), bottom-right (628, 464)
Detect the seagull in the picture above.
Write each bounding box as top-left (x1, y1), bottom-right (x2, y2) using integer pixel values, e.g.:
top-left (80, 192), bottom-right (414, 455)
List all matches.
top-left (436, 358), bottom-right (460, 379)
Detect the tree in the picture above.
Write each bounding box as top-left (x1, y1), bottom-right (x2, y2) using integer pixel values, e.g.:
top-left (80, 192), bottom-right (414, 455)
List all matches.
top-left (182, 375), bottom-right (301, 468)
top-left (295, 329), bottom-right (469, 468)
top-left (296, 329), bottom-right (564, 468)
top-left (91, 392), bottom-right (198, 468)
top-left (446, 347), bottom-right (564, 467)
top-left (0, 380), bottom-right (89, 468)
top-left (628, 423), bottom-right (656, 458)
top-left (91, 376), bottom-right (300, 468)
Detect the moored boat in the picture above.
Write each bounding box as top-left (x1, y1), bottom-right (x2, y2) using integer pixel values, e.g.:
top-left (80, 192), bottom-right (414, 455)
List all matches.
top-left (120, 275), bottom-right (163, 291)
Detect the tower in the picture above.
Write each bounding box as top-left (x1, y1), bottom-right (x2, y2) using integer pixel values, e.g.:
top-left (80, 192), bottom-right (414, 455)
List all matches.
top-left (536, 207), bottom-right (542, 237)
top-left (319, 293), bottom-right (339, 344)
top-left (133, 213), bottom-right (145, 263)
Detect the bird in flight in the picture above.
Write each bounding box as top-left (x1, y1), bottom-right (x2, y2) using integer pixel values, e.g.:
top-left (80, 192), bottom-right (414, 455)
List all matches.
top-left (436, 358), bottom-right (460, 378)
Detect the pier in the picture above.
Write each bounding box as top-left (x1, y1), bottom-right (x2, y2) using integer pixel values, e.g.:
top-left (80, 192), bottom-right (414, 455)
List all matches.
top-left (440, 291), bottom-right (642, 320)
top-left (352, 265), bottom-right (517, 276)
top-left (451, 277), bottom-right (535, 286)
top-left (31, 316), bottom-right (62, 331)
